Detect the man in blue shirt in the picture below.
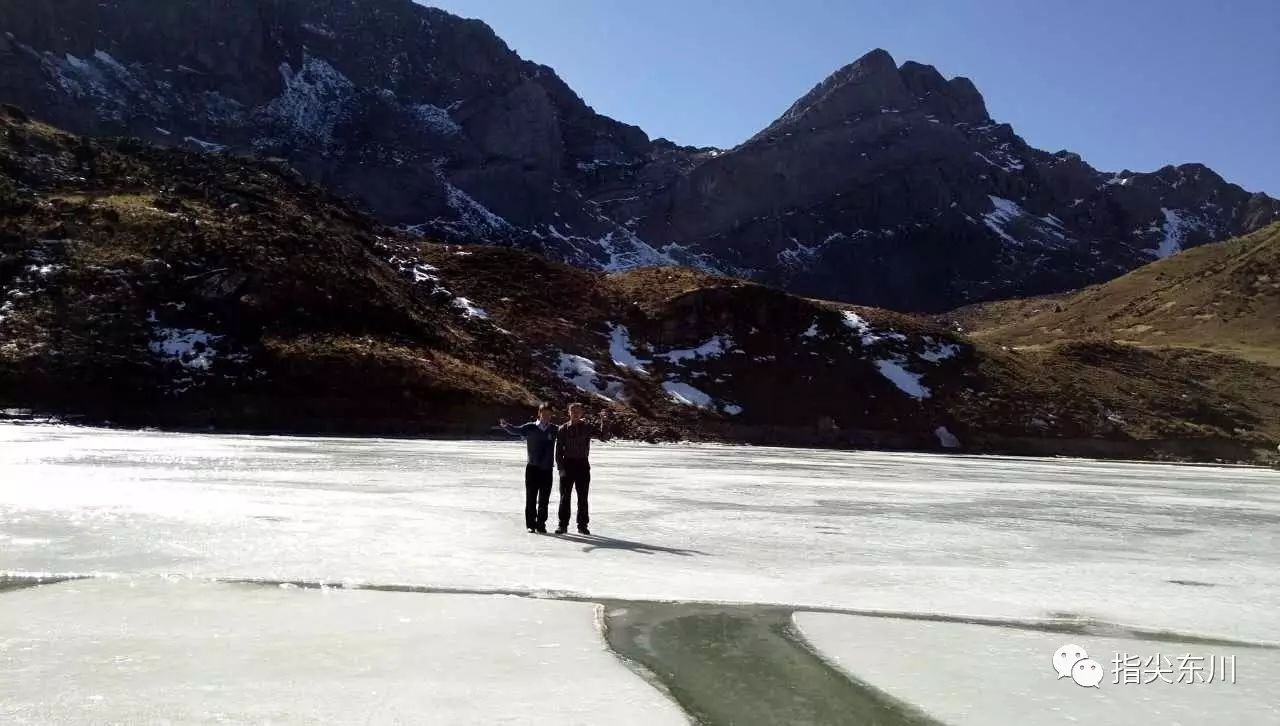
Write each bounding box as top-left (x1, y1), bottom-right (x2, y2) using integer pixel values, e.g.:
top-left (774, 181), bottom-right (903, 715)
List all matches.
top-left (499, 403), bottom-right (559, 534)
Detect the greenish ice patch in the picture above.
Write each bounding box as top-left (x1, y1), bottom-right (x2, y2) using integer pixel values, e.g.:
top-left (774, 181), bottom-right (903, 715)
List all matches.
top-left (0, 576), bottom-right (70, 594)
top-left (601, 602), bottom-right (946, 726)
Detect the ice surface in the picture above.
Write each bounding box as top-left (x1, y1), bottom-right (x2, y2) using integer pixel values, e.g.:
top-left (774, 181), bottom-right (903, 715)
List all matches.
top-left (1, 425), bottom-right (1278, 645)
top-left (794, 612), bottom-right (1280, 725)
top-left (0, 579), bottom-right (684, 725)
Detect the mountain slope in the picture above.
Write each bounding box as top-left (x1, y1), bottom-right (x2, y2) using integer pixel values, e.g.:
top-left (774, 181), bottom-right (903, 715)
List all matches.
top-left (633, 50), bottom-right (1278, 310)
top-left (944, 222), bottom-right (1280, 364)
top-left (1, 1), bottom-right (1276, 312)
top-left (2, 109), bottom-right (1278, 463)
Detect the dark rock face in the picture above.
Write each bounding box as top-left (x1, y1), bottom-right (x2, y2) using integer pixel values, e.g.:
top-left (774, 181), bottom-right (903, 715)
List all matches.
top-left (2, 1), bottom-right (1276, 311)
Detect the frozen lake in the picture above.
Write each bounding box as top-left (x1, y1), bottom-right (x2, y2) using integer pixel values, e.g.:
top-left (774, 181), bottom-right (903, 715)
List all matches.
top-left (2, 425), bottom-right (1278, 724)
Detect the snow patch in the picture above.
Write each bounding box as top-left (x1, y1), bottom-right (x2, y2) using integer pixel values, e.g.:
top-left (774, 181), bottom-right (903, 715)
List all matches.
top-left (607, 324), bottom-right (650, 374)
top-left (42, 49), bottom-right (158, 122)
top-left (778, 238), bottom-right (820, 269)
top-left (918, 340), bottom-right (961, 363)
top-left (661, 378), bottom-right (742, 415)
top-left (412, 263), bottom-right (439, 285)
top-left (412, 104), bottom-right (461, 136)
top-left (982, 196), bottom-right (1024, 246)
top-left (301, 22), bottom-right (337, 39)
top-left (149, 327), bottom-right (222, 371)
top-left (1151, 208), bottom-right (1204, 259)
top-left (934, 426), bottom-right (961, 449)
top-left (973, 151), bottom-right (1022, 173)
top-left (183, 136), bottom-right (227, 154)
top-left (841, 311), bottom-right (882, 346)
top-left (540, 218), bottom-right (731, 278)
top-left (875, 359), bottom-right (931, 400)
top-left (658, 335), bottom-right (734, 363)
top-left (453, 297), bottom-right (488, 320)
top-left (443, 180), bottom-right (513, 236)
top-left (576, 159), bottom-right (624, 173)
top-left (595, 228), bottom-right (676, 272)
top-left (264, 54), bottom-right (354, 145)
top-left (662, 381), bottom-right (714, 408)
top-left (556, 354), bottom-right (624, 401)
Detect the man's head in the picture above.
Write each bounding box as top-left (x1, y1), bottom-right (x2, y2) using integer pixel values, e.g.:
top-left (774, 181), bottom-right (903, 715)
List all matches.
top-left (568, 403), bottom-right (585, 422)
top-left (537, 403), bottom-right (553, 425)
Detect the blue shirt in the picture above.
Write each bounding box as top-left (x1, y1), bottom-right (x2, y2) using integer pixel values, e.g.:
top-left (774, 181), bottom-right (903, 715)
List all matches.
top-left (502, 421), bottom-right (559, 470)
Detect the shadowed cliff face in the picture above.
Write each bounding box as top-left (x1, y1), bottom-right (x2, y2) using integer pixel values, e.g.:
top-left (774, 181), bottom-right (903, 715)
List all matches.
top-left (1, 2), bottom-right (1277, 312)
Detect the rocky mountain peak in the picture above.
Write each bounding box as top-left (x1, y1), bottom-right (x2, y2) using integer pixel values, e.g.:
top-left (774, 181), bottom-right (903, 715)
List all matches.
top-left (762, 48), bottom-right (909, 134)
top-left (899, 61), bottom-right (989, 123)
top-left (762, 49), bottom-right (992, 137)
top-left (0, 0), bottom-right (1275, 313)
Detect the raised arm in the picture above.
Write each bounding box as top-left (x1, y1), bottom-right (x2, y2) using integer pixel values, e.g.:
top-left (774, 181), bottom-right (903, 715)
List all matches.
top-left (499, 419), bottom-right (533, 437)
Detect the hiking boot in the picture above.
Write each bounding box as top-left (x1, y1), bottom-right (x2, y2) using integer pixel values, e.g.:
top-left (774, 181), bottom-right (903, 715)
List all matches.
top-left (577, 526), bottom-right (591, 536)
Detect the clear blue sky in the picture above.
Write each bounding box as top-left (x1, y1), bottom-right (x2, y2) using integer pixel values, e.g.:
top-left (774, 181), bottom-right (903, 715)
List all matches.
top-left (425, 0), bottom-right (1279, 195)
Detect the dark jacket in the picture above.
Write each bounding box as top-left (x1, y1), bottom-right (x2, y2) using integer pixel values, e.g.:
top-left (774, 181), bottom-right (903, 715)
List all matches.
top-left (556, 419), bottom-right (610, 467)
top-left (502, 421), bottom-right (559, 470)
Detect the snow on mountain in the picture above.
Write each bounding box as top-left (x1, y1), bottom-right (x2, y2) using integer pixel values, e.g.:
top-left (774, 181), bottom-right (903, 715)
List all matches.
top-left (264, 55), bottom-right (355, 146)
top-left (1153, 208), bottom-right (1206, 259)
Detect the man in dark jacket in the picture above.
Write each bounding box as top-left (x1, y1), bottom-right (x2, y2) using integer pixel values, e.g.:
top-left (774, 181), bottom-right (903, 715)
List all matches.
top-left (499, 403), bottom-right (559, 534)
top-left (554, 403), bottom-right (612, 535)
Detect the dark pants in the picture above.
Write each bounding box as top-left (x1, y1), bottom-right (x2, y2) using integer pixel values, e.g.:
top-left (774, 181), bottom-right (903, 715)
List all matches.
top-left (525, 465), bottom-right (553, 530)
top-left (558, 460), bottom-right (591, 529)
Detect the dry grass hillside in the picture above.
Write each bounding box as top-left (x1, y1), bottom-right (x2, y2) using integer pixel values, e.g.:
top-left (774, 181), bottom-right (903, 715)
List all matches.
top-left (945, 223), bottom-right (1280, 364)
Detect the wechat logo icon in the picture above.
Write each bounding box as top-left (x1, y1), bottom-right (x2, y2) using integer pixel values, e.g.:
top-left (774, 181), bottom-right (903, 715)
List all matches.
top-left (1053, 644), bottom-right (1103, 688)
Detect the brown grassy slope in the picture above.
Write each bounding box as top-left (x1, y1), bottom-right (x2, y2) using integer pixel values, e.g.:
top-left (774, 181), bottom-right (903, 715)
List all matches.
top-left (0, 106), bottom-right (543, 431)
top-left (946, 223), bottom-right (1280, 363)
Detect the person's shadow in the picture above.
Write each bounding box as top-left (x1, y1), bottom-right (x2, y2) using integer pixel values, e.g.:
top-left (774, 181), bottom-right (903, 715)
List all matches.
top-left (553, 532), bottom-right (708, 557)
